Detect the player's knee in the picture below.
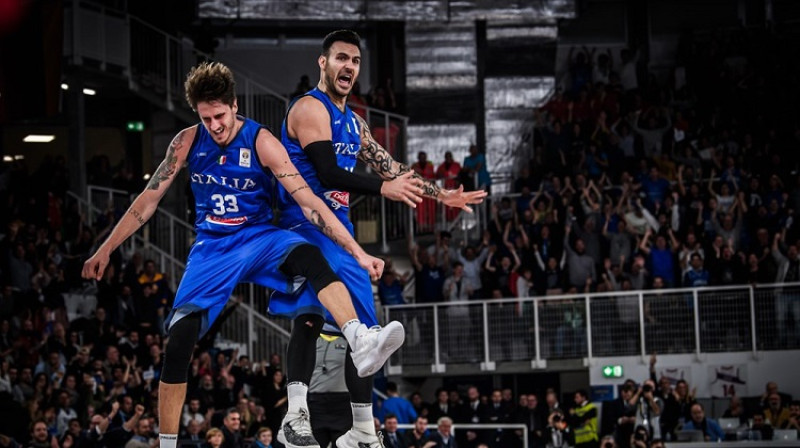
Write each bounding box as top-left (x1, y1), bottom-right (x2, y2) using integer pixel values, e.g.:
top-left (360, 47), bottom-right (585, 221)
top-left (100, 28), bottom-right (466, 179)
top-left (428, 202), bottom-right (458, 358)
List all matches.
top-left (162, 312), bottom-right (201, 384)
top-left (281, 244), bottom-right (341, 293)
top-left (293, 314), bottom-right (324, 338)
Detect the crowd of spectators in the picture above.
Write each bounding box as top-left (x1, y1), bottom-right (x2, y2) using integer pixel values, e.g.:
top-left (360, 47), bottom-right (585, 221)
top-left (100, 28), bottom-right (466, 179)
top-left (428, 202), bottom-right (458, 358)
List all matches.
top-left (2, 20), bottom-right (800, 448)
top-left (384, 28), bottom-right (800, 356)
top-left (373, 364), bottom-right (798, 448)
top-left (0, 156), bottom-right (291, 447)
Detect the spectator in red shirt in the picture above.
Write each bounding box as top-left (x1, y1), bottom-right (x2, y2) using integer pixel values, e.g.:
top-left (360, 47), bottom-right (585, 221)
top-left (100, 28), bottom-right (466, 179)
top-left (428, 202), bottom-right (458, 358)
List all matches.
top-left (412, 151), bottom-right (437, 233)
top-left (436, 152), bottom-right (462, 221)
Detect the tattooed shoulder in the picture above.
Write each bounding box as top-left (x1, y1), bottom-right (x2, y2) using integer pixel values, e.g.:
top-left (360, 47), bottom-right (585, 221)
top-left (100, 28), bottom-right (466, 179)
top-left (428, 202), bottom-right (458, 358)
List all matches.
top-left (147, 129), bottom-right (187, 190)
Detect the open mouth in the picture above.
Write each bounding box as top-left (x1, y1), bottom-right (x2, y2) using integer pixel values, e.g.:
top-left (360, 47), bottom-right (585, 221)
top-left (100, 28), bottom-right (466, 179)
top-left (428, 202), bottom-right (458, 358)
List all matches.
top-left (337, 74), bottom-right (352, 89)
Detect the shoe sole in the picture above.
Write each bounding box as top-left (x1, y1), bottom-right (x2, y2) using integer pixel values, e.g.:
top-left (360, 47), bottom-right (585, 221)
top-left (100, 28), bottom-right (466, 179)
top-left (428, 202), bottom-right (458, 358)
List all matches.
top-left (335, 430), bottom-right (377, 448)
top-left (278, 428), bottom-right (321, 448)
top-left (356, 321), bottom-right (405, 377)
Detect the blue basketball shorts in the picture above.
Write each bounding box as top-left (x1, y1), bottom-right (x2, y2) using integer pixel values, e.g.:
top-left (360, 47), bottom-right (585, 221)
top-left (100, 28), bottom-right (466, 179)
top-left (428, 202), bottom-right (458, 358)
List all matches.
top-left (166, 223), bottom-right (308, 336)
top-left (269, 221), bottom-right (378, 328)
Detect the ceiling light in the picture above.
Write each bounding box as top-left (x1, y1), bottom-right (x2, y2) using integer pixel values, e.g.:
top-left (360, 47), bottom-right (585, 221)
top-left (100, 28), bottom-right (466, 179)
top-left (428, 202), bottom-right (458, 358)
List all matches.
top-left (2, 156), bottom-right (12, 162)
top-left (13, 155), bottom-right (24, 160)
top-left (61, 83), bottom-right (69, 90)
top-left (143, 173), bottom-right (151, 180)
top-left (83, 88), bottom-right (96, 95)
top-left (23, 135), bottom-right (55, 143)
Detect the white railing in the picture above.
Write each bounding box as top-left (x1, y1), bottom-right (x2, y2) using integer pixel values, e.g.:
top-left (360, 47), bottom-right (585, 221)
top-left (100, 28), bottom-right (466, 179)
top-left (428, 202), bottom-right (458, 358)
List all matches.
top-left (383, 282), bottom-right (800, 374)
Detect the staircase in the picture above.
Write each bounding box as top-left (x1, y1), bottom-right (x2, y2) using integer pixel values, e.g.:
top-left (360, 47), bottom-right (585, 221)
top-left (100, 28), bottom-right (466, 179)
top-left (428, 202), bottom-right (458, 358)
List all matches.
top-left (64, 0), bottom-right (289, 130)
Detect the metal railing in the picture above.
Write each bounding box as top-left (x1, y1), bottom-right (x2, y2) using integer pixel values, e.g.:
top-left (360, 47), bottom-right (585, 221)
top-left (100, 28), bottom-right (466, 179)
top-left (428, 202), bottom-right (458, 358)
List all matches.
top-left (218, 291), bottom-right (291, 363)
top-left (66, 0), bottom-right (289, 130)
top-left (383, 282), bottom-right (800, 373)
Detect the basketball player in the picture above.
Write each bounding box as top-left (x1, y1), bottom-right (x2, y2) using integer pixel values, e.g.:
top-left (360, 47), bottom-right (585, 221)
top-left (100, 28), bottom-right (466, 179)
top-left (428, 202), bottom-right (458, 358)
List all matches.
top-left (81, 62), bottom-right (405, 448)
top-left (270, 30), bottom-right (486, 448)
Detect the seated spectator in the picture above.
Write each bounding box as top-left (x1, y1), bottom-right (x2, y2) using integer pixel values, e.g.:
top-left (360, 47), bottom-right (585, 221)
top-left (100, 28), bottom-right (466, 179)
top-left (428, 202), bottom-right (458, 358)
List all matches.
top-left (785, 401), bottom-right (800, 434)
top-left (683, 403), bottom-right (724, 442)
top-left (206, 427), bottom-right (225, 448)
top-left (403, 415), bottom-right (433, 448)
top-left (253, 427), bottom-right (274, 448)
top-left (764, 393), bottom-right (791, 428)
top-left (743, 412), bottom-right (774, 441)
top-left (721, 395), bottom-right (748, 425)
top-left (383, 414), bottom-right (405, 448)
top-left (429, 416), bottom-right (456, 448)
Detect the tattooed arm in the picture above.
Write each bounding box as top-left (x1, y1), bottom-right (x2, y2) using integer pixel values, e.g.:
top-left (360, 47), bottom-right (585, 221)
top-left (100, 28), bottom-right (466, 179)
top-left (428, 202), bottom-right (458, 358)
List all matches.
top-left (83, 126), bottom-right (194, 280)
top-left (354, 114), bottom-right (488, 212)
top-left (256, 129), bottom-right (383, 280)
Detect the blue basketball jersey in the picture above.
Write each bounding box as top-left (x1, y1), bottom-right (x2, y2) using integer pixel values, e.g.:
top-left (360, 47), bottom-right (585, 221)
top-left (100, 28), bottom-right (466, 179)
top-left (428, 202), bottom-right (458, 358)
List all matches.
top-left (188, 116), bottom-right (274, 234)
top-left (277, 88), bottom-right (362, 230)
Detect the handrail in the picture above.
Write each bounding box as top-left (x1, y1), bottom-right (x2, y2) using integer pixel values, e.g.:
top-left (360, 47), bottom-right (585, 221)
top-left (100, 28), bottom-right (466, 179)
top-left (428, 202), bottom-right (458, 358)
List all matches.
top-left (383, 281), bottom-right (800, 373)
top-left (384, 282), bottom-right (775, 309)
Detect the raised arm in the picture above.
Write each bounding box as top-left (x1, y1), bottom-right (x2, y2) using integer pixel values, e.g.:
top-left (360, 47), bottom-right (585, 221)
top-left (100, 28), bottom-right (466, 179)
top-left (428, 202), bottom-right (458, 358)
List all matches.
top-left (707, 169), bottom-right (717, 197)
top-left (354, 114), bottom-right (487, 212)
top-left (639, 228), bottom-right (652, 254)
top-left (677, 165), bottom-right (687, 196)
top-left (409, 241), bottom-right (422, 272)
top-left (257, 129), bottom-right (383, 280)
top-left (83, 126), bottom-right (194, 280)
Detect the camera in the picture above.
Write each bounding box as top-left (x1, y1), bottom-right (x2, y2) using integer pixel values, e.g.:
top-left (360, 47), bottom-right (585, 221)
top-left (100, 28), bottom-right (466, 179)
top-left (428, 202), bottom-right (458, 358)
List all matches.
top-left (553, 415), bottom-right (562, 423)
top-left (634, 431), bottom-right (646, 442)
top-left (603, 443), bottom-right (614, 448)
top-left (642, 384), bottom-right (653, 393)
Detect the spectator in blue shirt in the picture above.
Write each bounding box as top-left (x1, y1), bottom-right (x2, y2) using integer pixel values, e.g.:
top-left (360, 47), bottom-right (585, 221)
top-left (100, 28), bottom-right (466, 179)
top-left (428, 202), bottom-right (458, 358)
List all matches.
top-left (378, 271), bottom-right (406, 306)
top-left (463, 145), bottom-right (492, 192)
top-left (682, 253), bottom-right (709, 287)
top-left (640, 166), bottom-right (670, 210)
top-left (382, 382), bottom-right (418, 425)
top-left (683, 403), bottom-right (724, 442)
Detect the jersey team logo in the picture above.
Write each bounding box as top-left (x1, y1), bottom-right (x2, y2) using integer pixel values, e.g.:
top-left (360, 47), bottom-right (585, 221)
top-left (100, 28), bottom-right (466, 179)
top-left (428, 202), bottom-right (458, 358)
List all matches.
top-left (205, 215), bottom-right (247, 226)
top-left (239, 148), bottom-right (251, 168)
top-left (323, 191), bottom-right (350, 209)
top-left (218, 155), bottom-right (227, 165)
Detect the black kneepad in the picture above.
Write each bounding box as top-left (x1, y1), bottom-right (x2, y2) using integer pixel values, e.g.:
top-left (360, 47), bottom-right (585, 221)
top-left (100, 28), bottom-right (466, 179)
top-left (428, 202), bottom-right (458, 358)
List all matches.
top-left (161, 313), bottom-right (201, 384)
top-left (281, 244), bottom-right (341, 293)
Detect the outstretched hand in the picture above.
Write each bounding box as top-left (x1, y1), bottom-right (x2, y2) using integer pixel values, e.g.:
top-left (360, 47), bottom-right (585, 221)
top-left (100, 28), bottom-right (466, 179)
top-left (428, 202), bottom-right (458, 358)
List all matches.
top-left (441, 185), bottom-right (488, 213)
top-left (381, 171), bottom-right (424, 208)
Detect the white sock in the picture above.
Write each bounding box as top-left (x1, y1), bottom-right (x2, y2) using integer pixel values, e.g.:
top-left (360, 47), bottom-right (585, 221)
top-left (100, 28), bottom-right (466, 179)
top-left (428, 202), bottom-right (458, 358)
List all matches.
top-left (342, 319), bottom-right (366, 348)
top-left (287, 381), bottom-right (309, 413)
top-left (160, 434), bottom-right (178, 448)
top-left (352, 402), bottom-right (375, 434)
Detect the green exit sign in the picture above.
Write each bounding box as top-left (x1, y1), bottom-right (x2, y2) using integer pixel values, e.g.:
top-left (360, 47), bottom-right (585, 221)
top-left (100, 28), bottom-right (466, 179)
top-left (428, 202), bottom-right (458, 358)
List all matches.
top-left (127, 121), bottom-right (144, 132)
top-left (602, 365), bottom-right (624, 378)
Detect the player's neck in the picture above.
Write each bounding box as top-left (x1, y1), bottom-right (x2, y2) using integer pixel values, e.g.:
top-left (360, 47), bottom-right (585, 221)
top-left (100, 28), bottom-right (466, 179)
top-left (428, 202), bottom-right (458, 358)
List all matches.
top-left (318, 82), bottom-right (348, 110)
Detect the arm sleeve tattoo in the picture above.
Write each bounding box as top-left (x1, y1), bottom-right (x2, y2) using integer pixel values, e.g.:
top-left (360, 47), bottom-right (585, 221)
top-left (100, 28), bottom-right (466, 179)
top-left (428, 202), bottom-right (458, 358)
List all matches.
top-left (355, 115), bottom-right (442, 199)
top-left (147, 130), bottom-right (184, 190)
